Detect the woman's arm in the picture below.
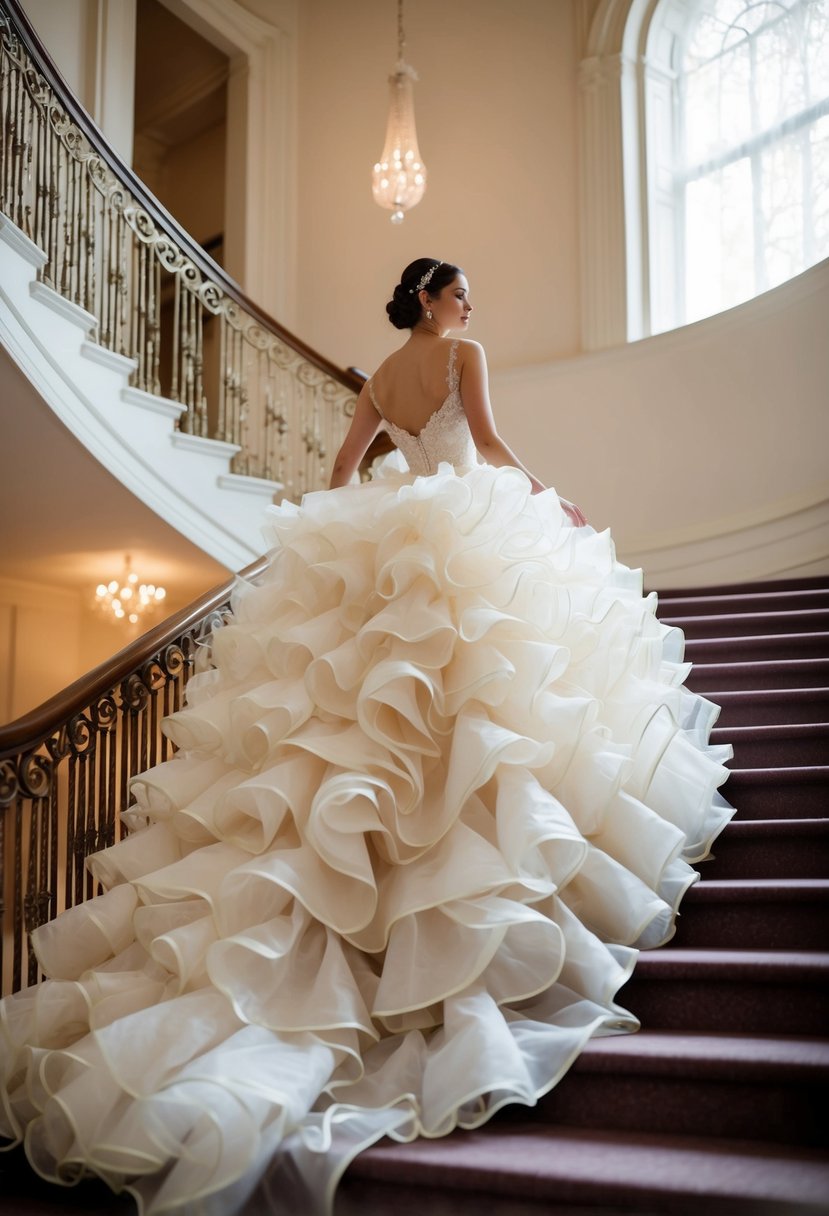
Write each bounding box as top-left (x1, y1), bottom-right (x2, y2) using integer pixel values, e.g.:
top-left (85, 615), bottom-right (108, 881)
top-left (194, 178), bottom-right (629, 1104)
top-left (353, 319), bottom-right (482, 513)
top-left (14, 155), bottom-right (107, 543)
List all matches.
top-left (459, 342), bottom-right (587, 525)
top-left (328, 383), bottom-right (383, 489)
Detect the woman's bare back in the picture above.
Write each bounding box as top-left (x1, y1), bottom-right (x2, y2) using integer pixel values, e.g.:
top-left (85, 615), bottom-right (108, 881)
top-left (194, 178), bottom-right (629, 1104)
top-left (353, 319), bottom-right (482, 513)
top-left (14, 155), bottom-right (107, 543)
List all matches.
top-left (369, 336), bottom-right (461, 435)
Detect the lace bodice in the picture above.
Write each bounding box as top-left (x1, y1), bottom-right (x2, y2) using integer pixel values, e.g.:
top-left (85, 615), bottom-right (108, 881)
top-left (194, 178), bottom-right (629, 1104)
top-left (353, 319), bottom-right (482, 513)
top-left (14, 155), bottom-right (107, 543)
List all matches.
top-left (368, 340), bottom-right (478, 476)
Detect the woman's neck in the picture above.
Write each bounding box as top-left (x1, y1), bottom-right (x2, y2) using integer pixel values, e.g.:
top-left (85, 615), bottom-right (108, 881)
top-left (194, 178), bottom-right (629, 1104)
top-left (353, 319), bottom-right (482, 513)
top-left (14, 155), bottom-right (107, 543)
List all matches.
top-left (411, 323), bottom-right (450, 340)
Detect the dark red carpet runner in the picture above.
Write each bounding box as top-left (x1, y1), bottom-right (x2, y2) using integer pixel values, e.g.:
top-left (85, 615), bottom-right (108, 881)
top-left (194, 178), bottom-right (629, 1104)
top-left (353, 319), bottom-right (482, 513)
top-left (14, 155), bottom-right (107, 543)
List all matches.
top-left (2, 575), bottom-right (827, 1215)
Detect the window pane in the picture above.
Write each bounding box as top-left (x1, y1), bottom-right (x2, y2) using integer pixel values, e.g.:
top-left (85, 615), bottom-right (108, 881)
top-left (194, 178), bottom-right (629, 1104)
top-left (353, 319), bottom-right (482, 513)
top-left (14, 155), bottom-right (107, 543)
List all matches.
top-left (812, 113), bottom-right (829, 253)
top-left (686, 158), bottom-right (754, 321)
top-left (762, 132), bottom-right (804, 286)
top-left (652, 0), bottom-right (829, 332)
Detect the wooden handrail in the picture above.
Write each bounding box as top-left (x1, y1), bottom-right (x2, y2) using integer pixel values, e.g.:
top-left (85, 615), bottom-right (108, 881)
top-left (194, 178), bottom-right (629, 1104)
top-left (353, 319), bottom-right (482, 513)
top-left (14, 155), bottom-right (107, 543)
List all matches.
top-left (0, 2), bottom-right (381, 995)
top-left (0, 557), bottom-right (266, 755)
top-left (0, 0), bottom-right (364, 398)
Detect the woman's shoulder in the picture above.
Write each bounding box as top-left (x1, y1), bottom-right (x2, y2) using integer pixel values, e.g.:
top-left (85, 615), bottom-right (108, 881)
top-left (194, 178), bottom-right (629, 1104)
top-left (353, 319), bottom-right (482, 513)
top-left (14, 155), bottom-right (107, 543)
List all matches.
top-left (453, 338), bottom-right (486, 368)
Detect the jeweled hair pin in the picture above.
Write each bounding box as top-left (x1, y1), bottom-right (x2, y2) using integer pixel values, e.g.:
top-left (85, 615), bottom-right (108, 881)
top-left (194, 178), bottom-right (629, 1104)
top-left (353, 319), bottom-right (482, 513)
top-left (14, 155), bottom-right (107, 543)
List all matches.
top-left (409, 262), bottom-right (442, 294)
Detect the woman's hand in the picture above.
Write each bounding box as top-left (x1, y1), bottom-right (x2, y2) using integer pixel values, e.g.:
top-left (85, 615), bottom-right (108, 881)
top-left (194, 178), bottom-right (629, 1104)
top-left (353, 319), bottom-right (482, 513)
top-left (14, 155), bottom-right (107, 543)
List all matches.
top-left (559, 497), bottom-right (587, 527)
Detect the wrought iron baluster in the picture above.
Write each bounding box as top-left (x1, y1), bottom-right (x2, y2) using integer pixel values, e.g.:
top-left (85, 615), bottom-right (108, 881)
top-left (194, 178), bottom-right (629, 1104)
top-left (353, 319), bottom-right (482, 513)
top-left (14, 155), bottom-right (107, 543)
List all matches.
top-left (48, 767), bottom-right (58, 931)
top-left (0, 778), bottom-right (6, 987)
top-left (25, 796), bottom-right (39, 984)
top-left (12, 802), bottom-right (23, 994)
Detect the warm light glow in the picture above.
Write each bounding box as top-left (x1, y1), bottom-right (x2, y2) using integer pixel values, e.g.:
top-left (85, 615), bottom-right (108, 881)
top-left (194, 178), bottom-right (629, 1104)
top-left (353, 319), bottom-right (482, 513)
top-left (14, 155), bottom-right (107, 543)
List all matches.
top-left (371, 0), bottom-right (427, 223)
top-left (93, 556), bottom-right (167, 627)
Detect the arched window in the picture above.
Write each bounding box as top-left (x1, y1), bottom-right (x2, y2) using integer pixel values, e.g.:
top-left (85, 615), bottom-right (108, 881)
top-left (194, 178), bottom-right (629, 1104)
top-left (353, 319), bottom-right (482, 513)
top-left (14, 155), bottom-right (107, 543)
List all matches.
top-left (648, 0), bottom-right (829, 333)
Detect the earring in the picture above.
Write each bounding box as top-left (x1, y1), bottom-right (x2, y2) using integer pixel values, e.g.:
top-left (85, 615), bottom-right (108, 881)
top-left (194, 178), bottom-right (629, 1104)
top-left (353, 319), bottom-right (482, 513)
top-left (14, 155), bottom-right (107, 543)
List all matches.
top-left (426, 309), bottom-right (433, 321)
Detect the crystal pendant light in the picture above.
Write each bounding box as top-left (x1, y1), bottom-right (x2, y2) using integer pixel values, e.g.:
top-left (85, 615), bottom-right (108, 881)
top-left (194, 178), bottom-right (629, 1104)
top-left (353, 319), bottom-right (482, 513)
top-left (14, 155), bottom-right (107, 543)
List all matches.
top-left (94, 555), bottom-right (166, 626)
top-left (371, 0), bottom-right (427, 224)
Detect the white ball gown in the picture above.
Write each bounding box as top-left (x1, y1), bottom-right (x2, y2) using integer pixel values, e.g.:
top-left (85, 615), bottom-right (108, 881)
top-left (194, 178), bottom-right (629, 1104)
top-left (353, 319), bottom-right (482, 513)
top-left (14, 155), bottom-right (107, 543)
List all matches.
top-left (0, 341), bottom-right (734, 1215)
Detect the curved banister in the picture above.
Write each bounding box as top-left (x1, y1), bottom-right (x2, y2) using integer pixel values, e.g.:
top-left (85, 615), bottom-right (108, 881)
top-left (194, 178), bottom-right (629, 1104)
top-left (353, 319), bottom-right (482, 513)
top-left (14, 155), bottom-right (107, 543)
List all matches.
top-left (0, 0), bottom-right (380, 994)
top-left (0, 553), bottom-right (270, 995)
top-left (0, 557), bottom-right (268, 757)
top-left (0, 0), bottom-right (360, 495)
top-left (0, 0), bottom-right (363, 398)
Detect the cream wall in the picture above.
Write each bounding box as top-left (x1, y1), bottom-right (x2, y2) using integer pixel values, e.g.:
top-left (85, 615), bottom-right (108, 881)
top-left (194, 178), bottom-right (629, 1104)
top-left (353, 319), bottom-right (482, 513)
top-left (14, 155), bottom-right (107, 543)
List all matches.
top-left (20, 0), bottom-right (137, 164)
top-left (490, 260), bottom-right (829, 585)
top-left (0, 579), bottom-right (81, 721)
top-left (8, 0), bottom-right (829, 616)
top-left (0, 576), bottom-right (206, 721)
top-left (295, 0), bottom-right (582, 375)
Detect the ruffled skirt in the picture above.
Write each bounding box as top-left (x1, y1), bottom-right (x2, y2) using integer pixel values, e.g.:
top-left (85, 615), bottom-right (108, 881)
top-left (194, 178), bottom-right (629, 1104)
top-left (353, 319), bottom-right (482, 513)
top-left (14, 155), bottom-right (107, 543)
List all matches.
top-left (0, 461), bottom-right (734, 1214)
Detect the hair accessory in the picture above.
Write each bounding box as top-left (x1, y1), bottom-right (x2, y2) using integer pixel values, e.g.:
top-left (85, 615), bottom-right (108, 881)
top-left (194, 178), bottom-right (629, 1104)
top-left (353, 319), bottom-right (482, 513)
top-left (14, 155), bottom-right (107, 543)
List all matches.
top-left (409, 262), bottom-right (442, 294)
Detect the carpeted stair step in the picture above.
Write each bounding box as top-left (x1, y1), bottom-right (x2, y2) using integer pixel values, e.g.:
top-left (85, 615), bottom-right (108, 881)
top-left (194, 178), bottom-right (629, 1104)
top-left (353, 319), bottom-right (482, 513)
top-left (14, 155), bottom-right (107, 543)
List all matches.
top-left (657, 586), bottom-right (829, 618)
top-left (700, 817), bottom-right (829, 880)
top-left (524, 1032), bottom-right (829, 1147)
top-left (656, 574), bottom-right (829, 598)
top-left (685, 658), bottom-right (829, 693)
top-left (341, 1124), bottom-right (829, 1215)
top-left (710, 722), bottom-right (829, 767)
top-left (683, 632), bottom-right (829, 662)
top-left (723, 765), bottom-right (829, 818)
top-left (672, 879), bottom-right (829, 949)
top-left (618, 949), bottom-right (829, 1035)
top-left (662, 608), bottom-right (829, 639)
top-left (706, 687), bottom-right (829, 727)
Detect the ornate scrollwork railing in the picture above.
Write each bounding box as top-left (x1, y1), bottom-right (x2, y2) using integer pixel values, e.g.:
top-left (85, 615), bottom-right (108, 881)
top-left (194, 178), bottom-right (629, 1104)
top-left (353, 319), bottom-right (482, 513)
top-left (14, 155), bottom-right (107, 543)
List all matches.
top-left (0, 561), bottom-right (268, 996)
top-left (0, 0), bottom-right (361, 496)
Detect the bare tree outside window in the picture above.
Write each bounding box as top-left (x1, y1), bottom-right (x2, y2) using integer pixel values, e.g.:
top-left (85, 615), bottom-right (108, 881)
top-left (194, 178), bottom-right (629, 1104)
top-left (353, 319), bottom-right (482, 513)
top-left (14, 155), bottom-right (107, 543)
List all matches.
top-left (674, 0), bottom-right (829, 325)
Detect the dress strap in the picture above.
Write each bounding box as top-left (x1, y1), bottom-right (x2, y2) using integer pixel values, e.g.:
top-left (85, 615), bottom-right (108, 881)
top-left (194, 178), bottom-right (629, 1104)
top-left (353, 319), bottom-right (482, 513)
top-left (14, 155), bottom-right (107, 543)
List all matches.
top-left (367, 379), bottom-right (385, 420)
top-left (447, 340), bottom-right (460, 393)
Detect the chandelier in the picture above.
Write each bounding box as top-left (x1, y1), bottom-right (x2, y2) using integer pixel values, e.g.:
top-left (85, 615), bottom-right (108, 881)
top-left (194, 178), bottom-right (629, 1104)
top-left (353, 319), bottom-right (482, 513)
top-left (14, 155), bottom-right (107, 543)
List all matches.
top-left (94, 556), bottom-right (166, 626)
top-left (371, 0), bottom-right (427, 224)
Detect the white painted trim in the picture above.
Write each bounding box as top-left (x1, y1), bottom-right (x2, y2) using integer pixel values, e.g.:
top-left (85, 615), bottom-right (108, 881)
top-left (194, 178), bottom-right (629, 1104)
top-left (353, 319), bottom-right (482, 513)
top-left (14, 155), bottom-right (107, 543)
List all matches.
top-left (121, 384), bottom-right (185, 420)
top-left (623, 495), bottom-right (829, 589)
top-left (0, 218), bottom-right (271, 570)
top-left (493, 257), bottom-right (829, 382)
top-left (159, 0), bottom-right (297, 324)
top-left (624, 487), bottom-right (829, 554)
top-left (81, 340), bottom-right (137, 376)
top-left (91, 0), bottom-right (137, 166)
top-left (29, 281), bottom-right (97, 335)
top-left (171, 431), bottom-right (241, 459)
top-left (217, 472), bottom-right (283, 497)
top-left (0, 216), bottom-right (47, 269)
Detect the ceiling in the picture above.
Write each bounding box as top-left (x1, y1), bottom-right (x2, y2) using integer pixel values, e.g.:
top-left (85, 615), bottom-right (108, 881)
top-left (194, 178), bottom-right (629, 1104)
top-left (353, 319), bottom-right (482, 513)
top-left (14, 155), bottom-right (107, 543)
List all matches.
top-left (134, 0), bottom-right (229, 148)
top-left (0, 343), bottom-right (228, 603)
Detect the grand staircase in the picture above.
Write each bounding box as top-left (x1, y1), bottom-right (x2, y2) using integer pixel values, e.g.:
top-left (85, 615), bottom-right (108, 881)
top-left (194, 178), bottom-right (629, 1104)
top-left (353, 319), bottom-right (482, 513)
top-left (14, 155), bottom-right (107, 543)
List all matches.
top-left (2, 574), bottom-right (827, 1215)
top-left (337, 574), bottom-right (829, 1215)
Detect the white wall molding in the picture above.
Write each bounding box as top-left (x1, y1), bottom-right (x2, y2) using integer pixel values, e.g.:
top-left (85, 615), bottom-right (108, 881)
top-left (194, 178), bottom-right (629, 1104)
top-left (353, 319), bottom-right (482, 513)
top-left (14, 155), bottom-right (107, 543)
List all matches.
top-left (577, 50), bottom-right (630, 350)
top-left (0, 215), bottom-right (47, 269)
top-left (91, 0), bottom-right (137, 165)
top-left (1, 216), bottom-right (278, 572)
top-left (29, 280), bottom-right (96, 334)
top-left (625, 493), bottom-right (829, 589)
top-left (161, 0), bottom-right (297, 325)
top-left (495, 257), bottom-right (829, 383)
top-left (489, 252), bottom-right (829, 591)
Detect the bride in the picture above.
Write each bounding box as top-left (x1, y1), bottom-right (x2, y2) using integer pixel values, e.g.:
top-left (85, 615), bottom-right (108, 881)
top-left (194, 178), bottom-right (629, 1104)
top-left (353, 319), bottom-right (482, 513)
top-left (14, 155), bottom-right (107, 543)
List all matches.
top-left (0, 258), bottom-right (734, 1215)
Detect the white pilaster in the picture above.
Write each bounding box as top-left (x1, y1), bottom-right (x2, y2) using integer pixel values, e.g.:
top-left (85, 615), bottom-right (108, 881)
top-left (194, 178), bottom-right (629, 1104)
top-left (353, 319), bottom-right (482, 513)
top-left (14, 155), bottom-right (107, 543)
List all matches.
top-left (577, 52), bottom-right (630, 350)
top-left (91, 0), bottom-right (137, 166)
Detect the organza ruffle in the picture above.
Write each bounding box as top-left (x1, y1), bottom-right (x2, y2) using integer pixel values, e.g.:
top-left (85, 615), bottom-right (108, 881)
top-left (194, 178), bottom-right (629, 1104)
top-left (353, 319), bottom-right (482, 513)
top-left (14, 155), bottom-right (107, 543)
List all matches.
top-left (0, 461), bottom-right (734, 1215)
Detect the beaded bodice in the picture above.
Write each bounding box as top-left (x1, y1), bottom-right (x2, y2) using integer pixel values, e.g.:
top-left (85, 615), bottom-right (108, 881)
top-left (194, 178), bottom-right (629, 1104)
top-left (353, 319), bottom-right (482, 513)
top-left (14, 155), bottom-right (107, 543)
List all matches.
top-left (368, 340), bottom-right (478, 476)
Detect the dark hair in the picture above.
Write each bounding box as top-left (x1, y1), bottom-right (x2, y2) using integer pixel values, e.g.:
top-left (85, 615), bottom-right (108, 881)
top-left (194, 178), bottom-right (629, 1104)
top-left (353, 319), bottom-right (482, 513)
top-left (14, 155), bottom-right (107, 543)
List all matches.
top-left (385, 258), bottom-right (464, 329)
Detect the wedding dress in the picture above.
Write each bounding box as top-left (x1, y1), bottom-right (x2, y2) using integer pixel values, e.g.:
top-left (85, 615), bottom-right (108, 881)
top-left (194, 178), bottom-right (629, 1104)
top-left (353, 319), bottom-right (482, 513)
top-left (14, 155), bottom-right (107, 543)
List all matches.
top-left (0, 340), bottom-right (734, 1215)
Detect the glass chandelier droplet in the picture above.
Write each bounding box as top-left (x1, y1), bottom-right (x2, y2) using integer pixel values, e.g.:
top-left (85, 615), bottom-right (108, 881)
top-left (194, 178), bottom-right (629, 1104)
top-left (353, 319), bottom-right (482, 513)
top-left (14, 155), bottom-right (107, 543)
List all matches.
top-left (371, 1), bottom-right (427, 222)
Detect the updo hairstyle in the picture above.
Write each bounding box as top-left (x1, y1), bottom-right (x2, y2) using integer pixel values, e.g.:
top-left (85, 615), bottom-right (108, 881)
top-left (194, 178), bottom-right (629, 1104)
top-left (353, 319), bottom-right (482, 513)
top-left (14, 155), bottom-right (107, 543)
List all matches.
top-left (385, 259), bottom-right (463, 329)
